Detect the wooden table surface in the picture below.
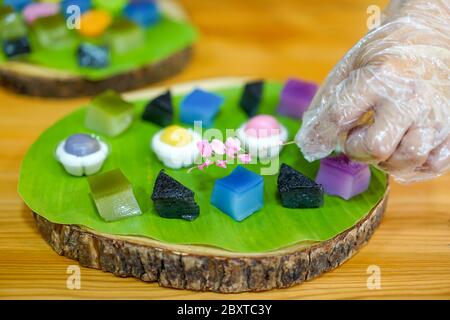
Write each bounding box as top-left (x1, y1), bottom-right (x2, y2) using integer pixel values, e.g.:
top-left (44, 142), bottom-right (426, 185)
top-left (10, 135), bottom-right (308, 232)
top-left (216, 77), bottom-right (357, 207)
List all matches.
top-left (1, 0), bottom-right (449, 300)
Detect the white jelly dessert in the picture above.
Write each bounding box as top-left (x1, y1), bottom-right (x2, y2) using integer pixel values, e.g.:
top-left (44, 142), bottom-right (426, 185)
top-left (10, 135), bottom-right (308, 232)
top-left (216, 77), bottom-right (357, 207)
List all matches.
top-left (56, 133), bottom-right (109, 176)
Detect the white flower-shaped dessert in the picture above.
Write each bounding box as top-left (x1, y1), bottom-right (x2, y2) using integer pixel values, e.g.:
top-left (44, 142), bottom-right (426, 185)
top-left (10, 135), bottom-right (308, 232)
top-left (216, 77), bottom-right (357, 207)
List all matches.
top-left (237, 115), bottom-right (288, 160)
top-left (152, 125), bottom-right (201, 169)
top-left (56, 133), bottom-right (109, 176)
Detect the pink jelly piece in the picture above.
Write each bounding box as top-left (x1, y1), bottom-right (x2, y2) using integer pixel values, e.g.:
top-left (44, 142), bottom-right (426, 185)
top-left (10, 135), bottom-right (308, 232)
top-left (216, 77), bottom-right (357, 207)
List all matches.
top-left (244, 115), bottom-right (281, 138)
top-left (23, 3), bottom-right (60, 25)
top-left (277, 78), bottom-right (318, 119)
top-left (315, 154), bottom-right (371, 200)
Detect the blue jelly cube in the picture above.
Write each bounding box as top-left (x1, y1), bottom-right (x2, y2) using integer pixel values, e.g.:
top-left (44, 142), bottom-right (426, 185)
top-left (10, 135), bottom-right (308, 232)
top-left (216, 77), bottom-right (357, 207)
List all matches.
top-left (77, 43), bottom-right (110, 69)
top-left (61, 0), bottom-right (92, 17)
top-left (4, 0), bottom-right (32, 11)
top-left (211, 166), bottom-right (264, 222)
top-left (123, 2), bottom-right (160, 28)
top-left (180, 89), bottom-right (224, 128)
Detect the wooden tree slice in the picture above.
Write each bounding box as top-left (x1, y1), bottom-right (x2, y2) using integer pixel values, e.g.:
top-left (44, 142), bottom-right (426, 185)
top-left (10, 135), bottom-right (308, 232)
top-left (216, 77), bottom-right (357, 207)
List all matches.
top-left (26, 77), bottom-right (390, 292)
top-left (0, 49), bottom-right (192, 98)
top-left (33, 186), bottom-right (388, 293)
top-left (0, 0), bottom-right (192, 98)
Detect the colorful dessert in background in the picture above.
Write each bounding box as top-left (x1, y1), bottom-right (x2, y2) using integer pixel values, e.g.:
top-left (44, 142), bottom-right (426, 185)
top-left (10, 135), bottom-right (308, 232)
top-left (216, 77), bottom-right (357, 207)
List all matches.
top-left (152, 125), bottom-right (201, 169)
top-left (151, 170), bottom-right (200, 221)
top-left (61, 0), bottom-right (91, 16)
top-left (142, 90), bottom-right (173, 127)
top-left (278, 163), bottom-right (324, 208)
top-left (277, 78), bottom-right (318, 119)
top-left (33, 13), bottom-right (77, 49)
top-left (316, 154), bottom-right (371, 200)
top-left (0, 0), bottom-right (166, 65)
top-left (0, 0), bottom-right (197, 97)
top-left (87, 168), bottom-right (142, 222)
top-left (237, 114), bottom-right (288, 160)
top-left (180, 88), bottom-right (224, 128)
top-left (211, 166), bottom-right (264, 222)
top-left (240, 80), bottom-right (264, 117)
top-left (78, 9), bottom-right (112, 37)
top-left (22, 2), bottom-right (60, 25)
top-left (0, 6), bottom-right (31, 58)
top-left (56, 133), bottom-right (109, 176)
top-left (77, 42), bottom-right (109, 68)
top-left (106, 18), bottom-right (144, 55)
top-left (85, 90), bottom-right (134, 137)
top-left (4, 0), bottom-right (32, 11)
top-left (123, 0), bottom-right (159, 27)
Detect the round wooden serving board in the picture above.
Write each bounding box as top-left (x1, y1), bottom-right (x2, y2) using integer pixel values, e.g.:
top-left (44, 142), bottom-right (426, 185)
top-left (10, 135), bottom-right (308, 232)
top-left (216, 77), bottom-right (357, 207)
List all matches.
top-left (33, 189), bottom-right (387, 293)
top-left (0, 0), bottom-right (193, 98)
top-left (29, 77), bottom-right (390, 293)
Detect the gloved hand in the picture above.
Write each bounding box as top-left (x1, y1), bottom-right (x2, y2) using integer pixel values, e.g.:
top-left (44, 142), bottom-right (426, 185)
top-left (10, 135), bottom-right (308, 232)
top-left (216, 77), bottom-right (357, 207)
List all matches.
top-left (296, 0), bottom-right (450, 183)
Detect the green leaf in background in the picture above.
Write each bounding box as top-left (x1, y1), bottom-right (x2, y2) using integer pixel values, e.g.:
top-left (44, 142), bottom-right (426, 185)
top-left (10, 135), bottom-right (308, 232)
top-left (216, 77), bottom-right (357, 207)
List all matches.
top-left (18, 81), bottom-right (387, 253)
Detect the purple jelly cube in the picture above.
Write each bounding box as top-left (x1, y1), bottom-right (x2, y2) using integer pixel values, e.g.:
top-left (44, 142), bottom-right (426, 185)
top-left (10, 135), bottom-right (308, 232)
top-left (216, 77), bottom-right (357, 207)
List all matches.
top-left (180, 89), bottom-right (224, 128)
top-left (315, 154), bottom-right (371, 200)
top-left (61, 0), bottom-right (92, 17)
top-left (4, 0), bottom-right (32, 11)
top-left (277, 78), bottom-right (318, 119)
top-left (124, 1), bottom-right (160, 28)
top-left (211, 166), bottom-right (264, 222)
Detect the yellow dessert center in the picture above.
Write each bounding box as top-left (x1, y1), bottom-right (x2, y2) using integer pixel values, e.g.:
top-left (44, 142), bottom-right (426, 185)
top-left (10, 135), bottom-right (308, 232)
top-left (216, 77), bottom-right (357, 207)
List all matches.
top-left (160, 125), bottom-right (192, 147)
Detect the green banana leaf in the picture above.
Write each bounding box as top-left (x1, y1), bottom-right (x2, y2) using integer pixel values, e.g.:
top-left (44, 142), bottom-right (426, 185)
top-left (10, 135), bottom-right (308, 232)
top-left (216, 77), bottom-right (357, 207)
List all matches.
top-left (0, 16), bottom-right (197, 81)
top-left (18, 81), bottom-right (387, 253)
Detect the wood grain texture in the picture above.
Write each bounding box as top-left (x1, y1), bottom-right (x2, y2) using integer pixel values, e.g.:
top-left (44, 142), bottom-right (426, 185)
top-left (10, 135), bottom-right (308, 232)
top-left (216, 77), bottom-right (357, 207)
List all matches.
top-left (0, 0), bottom-right (449, 299)
top-left (31, 184), bottom-right (386, 293)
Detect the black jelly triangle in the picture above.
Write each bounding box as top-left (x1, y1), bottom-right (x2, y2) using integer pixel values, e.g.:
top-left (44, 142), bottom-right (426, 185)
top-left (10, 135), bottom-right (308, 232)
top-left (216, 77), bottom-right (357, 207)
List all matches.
top-left (151, 170), bottom-right (195, 201)
top-left (240, 80), bottom-right (264, 117)
top-left (245, 81), bottom-right (264, 97)
top-left (149, 90), bottom-right (173, 114)
top-left (278, 163), bottom-right (319, 192)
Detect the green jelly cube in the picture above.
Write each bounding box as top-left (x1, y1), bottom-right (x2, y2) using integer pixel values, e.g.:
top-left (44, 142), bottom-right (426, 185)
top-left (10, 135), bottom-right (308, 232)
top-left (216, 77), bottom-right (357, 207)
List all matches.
top-left (0, 6), bottom-right (27, 40)
top-left (105, 19), bottom-right (144, 55)
top-left (85, 90), bottom-right (134, 137)
top-left (32, 15), bottom-right (77, 50)
top-left (87, 169), bottom-right (142, 222)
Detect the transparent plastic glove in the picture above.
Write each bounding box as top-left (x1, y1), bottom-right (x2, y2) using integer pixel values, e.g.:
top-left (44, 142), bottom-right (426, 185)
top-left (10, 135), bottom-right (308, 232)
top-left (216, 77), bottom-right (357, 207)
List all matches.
top-left (296, 0), bottom-right (450, 183)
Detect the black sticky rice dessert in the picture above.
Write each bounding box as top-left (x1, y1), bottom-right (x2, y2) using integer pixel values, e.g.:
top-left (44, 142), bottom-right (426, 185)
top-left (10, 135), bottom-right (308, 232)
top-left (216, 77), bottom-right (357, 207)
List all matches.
top-left (151, 170), bottom-right (200, 221)
top-left (277, 163), bottom-right (324, 208)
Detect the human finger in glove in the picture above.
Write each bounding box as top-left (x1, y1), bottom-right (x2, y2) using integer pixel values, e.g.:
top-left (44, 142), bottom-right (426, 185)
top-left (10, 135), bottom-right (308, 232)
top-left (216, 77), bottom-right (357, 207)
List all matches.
top-left (296, 0), bottom-right (450, 183)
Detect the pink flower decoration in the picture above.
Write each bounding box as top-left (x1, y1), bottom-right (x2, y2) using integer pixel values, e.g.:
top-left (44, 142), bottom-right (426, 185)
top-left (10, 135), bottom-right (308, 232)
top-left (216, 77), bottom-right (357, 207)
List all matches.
top-left (216, 160), bottom-right (227, 168)
top-left (238, 153), bottom-right (252, 164)
top-left (225, 137), bottom-right (241, 156)
top-left (198, 159), bottom-right (213, 171)
top-left (197, 140), bottom-right (212, 157)
top-left (211, 139), bottom-right (226, 155)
